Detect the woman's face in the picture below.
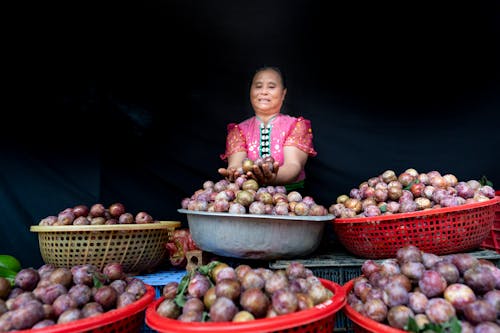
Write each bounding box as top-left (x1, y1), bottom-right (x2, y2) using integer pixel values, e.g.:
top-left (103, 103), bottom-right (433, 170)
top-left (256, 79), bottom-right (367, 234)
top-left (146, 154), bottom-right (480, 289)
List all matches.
top-left (250, 69), bottom-right (287, 118)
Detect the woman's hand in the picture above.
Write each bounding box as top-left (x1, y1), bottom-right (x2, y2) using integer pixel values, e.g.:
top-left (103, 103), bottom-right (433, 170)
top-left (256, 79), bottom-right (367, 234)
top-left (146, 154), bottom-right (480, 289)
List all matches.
top-left (218, 167), bottom-right (245, 182)
top-left (250, 161), bottom-right (280, 186)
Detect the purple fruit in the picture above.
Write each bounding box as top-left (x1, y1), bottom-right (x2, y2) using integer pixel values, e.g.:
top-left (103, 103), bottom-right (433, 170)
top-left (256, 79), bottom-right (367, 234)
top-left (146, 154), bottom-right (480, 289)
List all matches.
top-left (187, 272), bottom-right (211, 298)
top-left (286, 262), bottom-right (307, 279)
top-left (71, 264), bottom-right (99, 286)
top-left (365, 288), bottom-right (384, 302)
top-left (215, 267), bottom-right (237, 283)
top-left (125, 278), bottom-right (147, 299)
top-left (451, 253), bottom-right (479, 274)
top-left (382, 282), bottom-right (409, 307)
top-left (272, 289), bottom-right (298, 315)
top-left (241, 270), bottom-right (265, 291)
top-left (31, 319), bottom-right (55, 329)
top-left (354, 280), bottom-right (373, 302)
top-left (14, 268), bottom-right (40, 291)
top-left (81, 302), bottom-right (104, 318)
top-left (103, 262), bottom-right (125, 281)
top-left (265, 271), bottom-right (289, 295)
top-left (162, 282), bottom-right (179, 300)
top-left (182, 297), bottom-right (204, 314)
top-left (308, 283), bottom-right (332, 305)
top-left (178, 310), bottom-right (203, 322)
top-left (422, 252), bottom-right (442, 269)
top-left (296, 293), bottom-right (314, 310)
top-left (363, 298), bottom-right (388, 322)
top-left (482, 289), bottom-right (500, 312)
top-left (396, 245), bottom-right (422, 264)
top-left (109, 279), bottom-right (127, 295)
top-left (10, 300), bottom-right (45, 330)
top-left (432, 261), bottom-right (460, 284)
top-left (459, 320), bottom-right (474, 333)
top-left (443, 283), bottom-right (476, 312)
top-left (35, 283), bottom-right (67, 305)
top-left (93, 286), bottom-right (118, 310)
top-left (463, 300), bottom-right (496, 324)
top-left (209, 297), bottom-right (238, 322)
top-left (361, 260), bottom-right (381, 278)
top-left (400, 261), bottom-right (425, 281)
top-left (240, 288), bottom-right (270, 318)
top-left (52, 294), bottom-right (77, 317)
top-left (116, 292), bottom-right (136, 308)
top-left (156, 298), bottom-right (180, 319)
top-left (418, 270), bottom-right (447, 298)
top-left (387, 305), bottom-right (414, 330)
top-left (463, 265), bottom-right (496, 294)
top-left (425, 298), bottom-right (456, 324)
top-left (473, 322), bottom-right (500, 333)
top-left (387, 274), bottom-right (412, 292)
top-left (68, 284), bottom-right (92, 307)
top-left (57, 308), bottom-right (82, 324)
top-left (408, 291), bottom-right (429, 314)
top-left (215, 279), bottom-right (241, 302)
top-left (379, 259), bottom-right (400, 276)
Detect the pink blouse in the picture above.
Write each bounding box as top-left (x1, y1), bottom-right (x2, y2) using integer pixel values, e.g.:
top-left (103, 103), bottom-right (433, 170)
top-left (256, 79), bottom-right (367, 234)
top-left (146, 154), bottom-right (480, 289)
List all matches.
top-left (220, 114), bottom-right (317, 181)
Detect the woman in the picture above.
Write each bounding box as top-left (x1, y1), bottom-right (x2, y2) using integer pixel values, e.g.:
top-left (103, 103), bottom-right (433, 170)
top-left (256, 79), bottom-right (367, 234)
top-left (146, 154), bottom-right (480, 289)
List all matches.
top-left (218, 66), bottom-right (317, 190)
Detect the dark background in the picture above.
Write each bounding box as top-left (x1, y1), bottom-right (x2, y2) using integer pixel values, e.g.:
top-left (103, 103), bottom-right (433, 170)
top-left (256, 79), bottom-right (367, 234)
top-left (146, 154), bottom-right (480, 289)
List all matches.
top-left (1, 1), bottom-right (499, 268)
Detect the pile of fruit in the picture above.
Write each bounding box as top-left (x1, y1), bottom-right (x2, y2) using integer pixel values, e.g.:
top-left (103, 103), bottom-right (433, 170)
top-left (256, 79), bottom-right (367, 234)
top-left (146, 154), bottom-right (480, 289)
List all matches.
top-left (38, 202), bottom-right (156, 225)
top-left (347, 245), bottom-right (500, 332)
top-left (181, 178), bottom-right (328, 216)
top-left (156, 261), bottom-right (333, 322)
top-left (0, 262), bottom-right (148, 331)
top-left (329, 169), bottom-right (496, 218)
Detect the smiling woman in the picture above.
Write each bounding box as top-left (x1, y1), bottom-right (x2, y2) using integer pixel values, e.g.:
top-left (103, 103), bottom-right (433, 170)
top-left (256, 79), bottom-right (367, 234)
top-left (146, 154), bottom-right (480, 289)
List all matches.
top-left (218, 66), bottom-right (317, 191)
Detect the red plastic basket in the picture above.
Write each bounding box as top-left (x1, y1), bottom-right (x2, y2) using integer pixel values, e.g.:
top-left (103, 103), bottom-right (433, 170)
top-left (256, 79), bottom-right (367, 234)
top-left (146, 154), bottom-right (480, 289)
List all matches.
top-left (15, 285), bottom-right (155, 333)
top-left (333, 197), bottom-right (500, 259)
top-left (145, 278), bottom-right (346, 333)
top-left (481, 191), bottom-right (500, 253)
top-left (342, 279), bottom-right (406, 333)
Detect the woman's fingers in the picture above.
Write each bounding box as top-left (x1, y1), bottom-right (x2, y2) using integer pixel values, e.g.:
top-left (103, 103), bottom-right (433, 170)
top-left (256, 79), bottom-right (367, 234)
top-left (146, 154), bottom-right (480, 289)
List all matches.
top-left (218, 168), bottom-right (228, 177)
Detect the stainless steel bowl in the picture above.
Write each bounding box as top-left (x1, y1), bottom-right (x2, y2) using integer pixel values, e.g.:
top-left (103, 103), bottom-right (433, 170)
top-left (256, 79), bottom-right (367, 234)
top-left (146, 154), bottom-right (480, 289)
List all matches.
top-left (178, 209), bottom-right (334, 260)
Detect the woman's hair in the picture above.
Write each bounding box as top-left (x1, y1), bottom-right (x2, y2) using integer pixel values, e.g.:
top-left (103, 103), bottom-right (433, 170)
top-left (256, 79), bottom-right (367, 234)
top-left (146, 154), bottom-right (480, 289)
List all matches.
top-left (253, 66), bottom-right (287, 89)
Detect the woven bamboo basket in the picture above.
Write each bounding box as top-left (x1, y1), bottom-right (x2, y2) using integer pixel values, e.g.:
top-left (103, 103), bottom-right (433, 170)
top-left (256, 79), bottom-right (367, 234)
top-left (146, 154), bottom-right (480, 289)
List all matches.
top-left (30, 221), bottom-right (180, 274)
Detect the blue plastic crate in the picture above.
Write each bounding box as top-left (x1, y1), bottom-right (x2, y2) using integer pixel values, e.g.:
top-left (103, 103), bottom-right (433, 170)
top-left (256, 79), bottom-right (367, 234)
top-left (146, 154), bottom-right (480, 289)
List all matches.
top-left (135, 269), bottom-right (186, 333)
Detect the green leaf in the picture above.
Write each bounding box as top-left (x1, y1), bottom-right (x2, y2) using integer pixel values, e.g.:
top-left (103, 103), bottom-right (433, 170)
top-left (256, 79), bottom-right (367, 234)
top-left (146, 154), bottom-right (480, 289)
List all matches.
top-left (448, 317), bottom-right (462, 333)
top-left (479, 175), bottom-right (493, 187)
top-left (92, 275), bottom-right (103, 289)
top-left (403, 179), bottom-right (419, 191)
top-left (197, 261), bottom-right (221, 277)
top-left (405, 316), bottom-right (461, 333)
top-left (405, 317), bottom-right (420, 333)
top-left (174, 272), bottom-right (192, 308)
top-left (379, 204), bottom-right (387, 213)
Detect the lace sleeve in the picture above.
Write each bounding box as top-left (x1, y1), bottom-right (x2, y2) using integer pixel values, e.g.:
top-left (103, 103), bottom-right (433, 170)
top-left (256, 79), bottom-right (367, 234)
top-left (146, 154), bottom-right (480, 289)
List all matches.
top-left (220, 123), bottom-right (247, 160)
top-left (283, 117), bottom-right (317, 157)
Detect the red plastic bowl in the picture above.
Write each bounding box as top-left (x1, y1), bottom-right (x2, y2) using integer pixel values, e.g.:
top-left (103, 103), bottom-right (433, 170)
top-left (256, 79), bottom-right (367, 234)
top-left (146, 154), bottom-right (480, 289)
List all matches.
top-left (334, 197), bottom-right (500, 259)
top-left (145, 278), bottom-right (346, 333)
top-left (15, 285), bottom-right (155, 333)
top-left (342, 279), bottom-right (406, 333)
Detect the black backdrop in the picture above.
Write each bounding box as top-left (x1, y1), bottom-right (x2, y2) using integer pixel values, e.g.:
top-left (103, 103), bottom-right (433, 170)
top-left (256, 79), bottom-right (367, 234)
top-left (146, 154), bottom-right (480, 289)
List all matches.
top-left (1, 1), bottom-right (499, 268)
